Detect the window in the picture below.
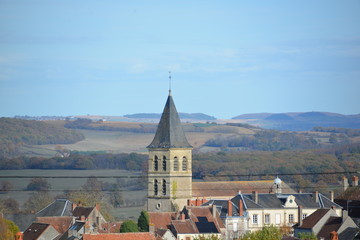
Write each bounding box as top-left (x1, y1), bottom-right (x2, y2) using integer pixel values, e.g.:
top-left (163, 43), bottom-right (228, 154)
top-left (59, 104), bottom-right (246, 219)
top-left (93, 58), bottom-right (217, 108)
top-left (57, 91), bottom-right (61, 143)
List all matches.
top-left (289, 214), bottom-right (294, 223)
top-left (275, 213), bottom-right (281, 225)
top-left (173, 157), bottom-right (178, 171)
top-left (154, 179), bottom-right (158, 196)
top-left (162, 179), bottom-right (166, 195)
top-left (162, 156), bottom-right (166, 171)
top-left (154, 156), bottom-right (158, 171)
top-left (302, 213), bottom-right (307, 219)
top-left (182, 157), bottom-right (187, 171)
top-left (252, 214), bottom-right (258, 224)
top-left (265, 214), bottom-right (270, 224)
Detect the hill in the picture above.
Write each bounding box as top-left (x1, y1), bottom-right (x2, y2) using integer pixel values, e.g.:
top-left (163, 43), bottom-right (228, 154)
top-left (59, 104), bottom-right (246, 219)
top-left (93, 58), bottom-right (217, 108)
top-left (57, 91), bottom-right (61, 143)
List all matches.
top-left (233, 112), bottom-right (360, 131)
top-left (124, 112), bottom-right (216, 121)
top-left (0, 118), bottom-right (84, 158)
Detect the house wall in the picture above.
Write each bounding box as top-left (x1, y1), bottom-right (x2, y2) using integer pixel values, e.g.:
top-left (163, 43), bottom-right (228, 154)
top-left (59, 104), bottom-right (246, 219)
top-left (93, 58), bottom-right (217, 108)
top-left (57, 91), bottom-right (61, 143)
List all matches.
top-left (225, 216), bottom-right (248, 240)
top-left (176, 233), bottom-right (222, 240)
top-left (38, 226), bottom-right (59, 240)
top-left (246, 208), bottom-right (339, 232)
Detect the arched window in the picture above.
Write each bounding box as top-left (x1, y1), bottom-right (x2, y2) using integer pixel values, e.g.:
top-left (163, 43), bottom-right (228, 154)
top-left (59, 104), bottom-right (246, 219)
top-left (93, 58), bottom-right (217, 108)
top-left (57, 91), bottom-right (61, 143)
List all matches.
top-left (173, 157), bottom-right (178, 171)
top-left (162, 179), bottom-right (166, 195)
top-left (162, 156), bottom-right (166, 171)
top-left (154, 179), bottom-right (158, 196)
top-left (182, 156), bottom-right (187, 171)
top-left (154, 156), bottom-right (158, 171)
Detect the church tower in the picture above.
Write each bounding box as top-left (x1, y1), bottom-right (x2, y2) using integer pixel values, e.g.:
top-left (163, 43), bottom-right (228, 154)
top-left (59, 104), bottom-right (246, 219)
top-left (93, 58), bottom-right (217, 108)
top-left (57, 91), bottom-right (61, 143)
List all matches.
top-left (147, 90), bottom-right (193, 212)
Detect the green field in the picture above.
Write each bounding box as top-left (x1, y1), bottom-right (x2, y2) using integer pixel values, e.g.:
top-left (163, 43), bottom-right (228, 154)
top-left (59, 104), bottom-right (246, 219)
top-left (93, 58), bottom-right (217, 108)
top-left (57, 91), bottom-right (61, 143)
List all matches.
top-left (0, 169), bottom-right (146, 220)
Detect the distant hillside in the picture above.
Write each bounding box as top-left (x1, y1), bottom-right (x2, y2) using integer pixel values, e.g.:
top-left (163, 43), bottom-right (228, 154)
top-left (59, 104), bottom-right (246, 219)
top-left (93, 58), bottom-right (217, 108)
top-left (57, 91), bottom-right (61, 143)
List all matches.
top-left (0, 118), bottom-right (84, 158)
top-left (124, 112), bottom-right (216, 121)
top-left (233, 112), bottom-right (360, 131)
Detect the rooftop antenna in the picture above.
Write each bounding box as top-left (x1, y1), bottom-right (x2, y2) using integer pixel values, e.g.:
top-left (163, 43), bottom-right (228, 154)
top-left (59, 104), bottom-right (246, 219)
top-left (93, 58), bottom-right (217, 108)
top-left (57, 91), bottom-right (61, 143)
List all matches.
top-left (168, 71), bottom-right (172, 96)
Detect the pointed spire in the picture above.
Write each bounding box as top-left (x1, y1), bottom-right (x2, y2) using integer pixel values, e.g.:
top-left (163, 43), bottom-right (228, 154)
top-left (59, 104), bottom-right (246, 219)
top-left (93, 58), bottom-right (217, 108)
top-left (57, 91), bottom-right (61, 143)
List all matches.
top-left (147, 93), bottom-right (192, 149)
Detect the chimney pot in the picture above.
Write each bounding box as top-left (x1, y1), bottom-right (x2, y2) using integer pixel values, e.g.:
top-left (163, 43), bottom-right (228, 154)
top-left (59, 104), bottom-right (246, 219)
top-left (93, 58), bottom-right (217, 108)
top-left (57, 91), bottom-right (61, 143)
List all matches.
top-left (352, 176), bottom-right (359, 186)
top-left (252, 191), bottom-right (258, 204)
top-left (314, 191), bottom-right (319, 203)
top-left (180, 213), bottom-right (185, 221)
top-left (239, 199), bottom-right (244, 217)
top-left (329, 191), bottom-right (334, 202)
top-left (298, 205), bottom-right (303, 226)
top-left (228, 200), bottom-right (232, 217)
top-left (342, 176), bottom-right (349, 191)
top-left (212, 204), bottom-right (217, 217)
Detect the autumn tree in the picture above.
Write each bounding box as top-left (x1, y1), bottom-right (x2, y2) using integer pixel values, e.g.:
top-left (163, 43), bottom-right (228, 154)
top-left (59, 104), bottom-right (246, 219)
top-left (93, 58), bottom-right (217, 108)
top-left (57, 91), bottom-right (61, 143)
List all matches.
top-left (0, 217), bottom-right (19, 240)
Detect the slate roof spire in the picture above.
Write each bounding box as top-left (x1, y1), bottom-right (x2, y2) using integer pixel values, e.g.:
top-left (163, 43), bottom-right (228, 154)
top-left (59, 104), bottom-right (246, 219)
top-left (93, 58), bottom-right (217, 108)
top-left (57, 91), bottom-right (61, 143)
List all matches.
top-left (147, 91), bottom-right (192, 149)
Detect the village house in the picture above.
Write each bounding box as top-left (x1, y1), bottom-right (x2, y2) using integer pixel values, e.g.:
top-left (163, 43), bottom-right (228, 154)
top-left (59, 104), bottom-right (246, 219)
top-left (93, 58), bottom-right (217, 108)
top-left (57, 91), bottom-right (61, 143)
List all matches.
top-left (294, 208), bottom-right (359, 240)
top-left (201, 190), bottom-right (342, 239)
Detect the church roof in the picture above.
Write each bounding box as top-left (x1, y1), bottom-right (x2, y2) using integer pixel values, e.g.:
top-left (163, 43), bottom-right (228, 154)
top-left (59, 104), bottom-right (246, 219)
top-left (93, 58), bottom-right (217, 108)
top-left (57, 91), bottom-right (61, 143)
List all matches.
top-left (147, 92), bottom-right (192, 149)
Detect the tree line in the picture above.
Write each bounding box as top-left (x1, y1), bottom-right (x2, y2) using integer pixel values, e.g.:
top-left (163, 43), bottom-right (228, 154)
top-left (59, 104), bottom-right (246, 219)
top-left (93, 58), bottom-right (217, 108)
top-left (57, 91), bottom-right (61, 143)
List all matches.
top-left (0, 152), bottom-right (147, 170)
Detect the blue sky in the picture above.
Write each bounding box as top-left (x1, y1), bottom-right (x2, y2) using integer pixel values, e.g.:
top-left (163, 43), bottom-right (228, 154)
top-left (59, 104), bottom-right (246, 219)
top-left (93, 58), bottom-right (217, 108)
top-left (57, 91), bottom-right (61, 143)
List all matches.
top-left (0, 1), bottom-right (359, 119)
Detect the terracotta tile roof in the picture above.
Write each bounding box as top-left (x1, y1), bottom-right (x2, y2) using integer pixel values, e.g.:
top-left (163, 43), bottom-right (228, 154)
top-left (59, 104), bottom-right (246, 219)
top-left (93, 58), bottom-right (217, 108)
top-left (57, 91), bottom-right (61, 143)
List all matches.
top-left (186, 206), bottom-right (224, 229)
top-left (72, 206), bottom-right (94, 219)
top-left (99, 222), bottom-right (121, 233)
top-left (192, 180), bottom-right (295, 197)
top-left (36, 216), bottom-right (73, 234)
top-left (149, 212), bottom-right (177, 229)
top-left (172, 219), bottom-right (198, 234)
top-left (83, 232), bottom-right (155, 240)
top-left (300, 209), bottom-right (330, 228)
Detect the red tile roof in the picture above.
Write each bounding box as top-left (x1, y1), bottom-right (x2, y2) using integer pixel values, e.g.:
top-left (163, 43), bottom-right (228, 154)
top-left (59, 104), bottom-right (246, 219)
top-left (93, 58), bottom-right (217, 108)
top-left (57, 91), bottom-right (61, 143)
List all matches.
top-left (149, 212), bottom-right (177, 230)
top-left (36, 216), bottom-right (73, 234)
top-left (83, 232), bottom-right (155, 240)
top-left (172, 219), bottom-right (198, 234)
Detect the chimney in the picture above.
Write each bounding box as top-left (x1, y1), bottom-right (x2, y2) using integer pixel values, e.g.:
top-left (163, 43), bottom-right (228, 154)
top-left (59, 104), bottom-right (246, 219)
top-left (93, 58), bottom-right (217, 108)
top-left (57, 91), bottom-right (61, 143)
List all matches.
top-left (252, 191), bottom-right (258, 204)
top-left (81, 215), bottom-right (86, 222)
top-left (212, 204), bottom-right (217, 217)
top-left (352, 176), bottom-right (359, 186)
top-left (180, 213), bottom-right (185, 221)
top-left (329, 191), bottom-right (334, 202)
top-left (342, 210), bottom-right (348, 222)
top-left (196, 198), bottom-right (200, 206)
top-left (330, 231), bottom-right (339, 240)
top-left (298, 205), bottom-right (303, 226)
top-left (314, 191), bottom-right (319, 203)
top-left (72, 203), bottom-right (77, 211)
top-left (298, 189), bottom-right (303, 193)
top-left (342, 176), bottom-right (349, 191)
top-left (228, 200), bottom-right (232, 217)
top-left (149, 223), bottom-right (155, 233)
top-left (239, 199), bottom-right (244, 217)
top-left (95, 203), bottom-right (100, 211)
